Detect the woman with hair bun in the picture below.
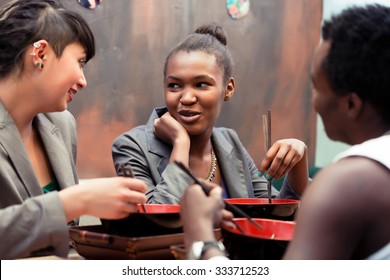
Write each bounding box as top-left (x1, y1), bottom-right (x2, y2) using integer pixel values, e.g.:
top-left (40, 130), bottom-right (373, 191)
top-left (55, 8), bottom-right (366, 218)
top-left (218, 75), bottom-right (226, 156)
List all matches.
top-left (112, 23), bottom-right (309, 204)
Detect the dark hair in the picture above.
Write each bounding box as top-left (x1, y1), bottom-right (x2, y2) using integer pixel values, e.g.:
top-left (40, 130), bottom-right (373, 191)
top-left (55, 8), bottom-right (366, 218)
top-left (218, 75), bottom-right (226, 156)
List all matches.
top-left (321, 4), bottom-right (390, 124)
top-left (0, 0), bottom-right (95, 79)
top-left (163, 23), bottom-right (234, 85)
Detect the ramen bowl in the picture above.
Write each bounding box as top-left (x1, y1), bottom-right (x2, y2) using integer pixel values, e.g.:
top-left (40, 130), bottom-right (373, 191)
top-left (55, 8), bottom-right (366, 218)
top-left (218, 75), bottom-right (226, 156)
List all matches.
top-left (224, 198), bottom-right (300, 221)
top-left (221, 218), bottom-right (295, 259)
top-left (101, 204), bottom-right (182, 237)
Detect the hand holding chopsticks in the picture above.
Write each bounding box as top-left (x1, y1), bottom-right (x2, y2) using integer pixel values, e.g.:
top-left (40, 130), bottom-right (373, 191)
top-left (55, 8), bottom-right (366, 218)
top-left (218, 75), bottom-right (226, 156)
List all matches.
top-left (174, 161), bottom-right (263, 232)
top-left (119, 163), bottom-right (147, 214)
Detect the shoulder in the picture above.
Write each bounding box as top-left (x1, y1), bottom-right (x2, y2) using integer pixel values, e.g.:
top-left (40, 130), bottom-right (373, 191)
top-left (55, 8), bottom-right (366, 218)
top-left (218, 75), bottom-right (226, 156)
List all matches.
top-left (42, 110), bottom-right (76, 131)
top-left (303, 156), bottom-right (390, 218)
top-left (113, 124), bottom-right (148, 145)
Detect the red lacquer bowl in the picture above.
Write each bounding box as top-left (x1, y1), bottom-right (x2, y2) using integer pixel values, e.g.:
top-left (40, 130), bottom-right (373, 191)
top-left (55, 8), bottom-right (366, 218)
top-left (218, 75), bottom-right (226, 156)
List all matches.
top-left (221, 218), bottom-right (295, 260)
top-left (225, 198), bottom-right (300, 221)
top-left (101, 204), bottom-right (182, 237)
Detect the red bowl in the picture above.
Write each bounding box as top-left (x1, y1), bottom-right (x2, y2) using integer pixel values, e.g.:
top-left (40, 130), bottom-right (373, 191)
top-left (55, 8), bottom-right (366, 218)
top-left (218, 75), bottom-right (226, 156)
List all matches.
top-left (224, 198), bottom-right (300, 221)
top-left (101, 204), bottom-right (182, 237)
top-left (221, 218), bottom-right (295, 260)
top-left (137, 204), bottom-right (180, 214)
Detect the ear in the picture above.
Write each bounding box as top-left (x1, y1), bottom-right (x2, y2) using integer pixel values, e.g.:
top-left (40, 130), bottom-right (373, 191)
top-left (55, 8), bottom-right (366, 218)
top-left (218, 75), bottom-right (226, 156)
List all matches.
top-left (224, 77), bottom-right (235, 101)
top-left (345, 92), bottom-right (363, 119)
top-left (29, 40), bottom-right (49, 69)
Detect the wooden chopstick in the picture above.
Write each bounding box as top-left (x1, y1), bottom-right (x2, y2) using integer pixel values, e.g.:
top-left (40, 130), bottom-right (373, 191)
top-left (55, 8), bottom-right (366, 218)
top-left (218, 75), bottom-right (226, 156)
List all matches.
top-left (174, 161), bottom-right (263, 231)
top-left (119, 163), bottom-right (147, 214)
top-left (262, 110), bottom-right (272, 203)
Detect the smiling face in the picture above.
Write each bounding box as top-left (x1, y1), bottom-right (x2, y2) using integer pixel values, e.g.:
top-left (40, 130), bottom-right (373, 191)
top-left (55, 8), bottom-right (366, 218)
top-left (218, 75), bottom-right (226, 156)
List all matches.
top-left (39, 42), bottom-right (88, 112)
top-left (164, 50), bottom-right (234, 137)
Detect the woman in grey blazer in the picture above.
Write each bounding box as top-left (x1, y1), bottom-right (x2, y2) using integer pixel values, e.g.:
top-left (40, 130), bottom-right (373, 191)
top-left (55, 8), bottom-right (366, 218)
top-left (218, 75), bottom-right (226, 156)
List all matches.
top-left (0, 0), bottom-right (146, 259)
top-left (112, 23), bottom-right (309, 204)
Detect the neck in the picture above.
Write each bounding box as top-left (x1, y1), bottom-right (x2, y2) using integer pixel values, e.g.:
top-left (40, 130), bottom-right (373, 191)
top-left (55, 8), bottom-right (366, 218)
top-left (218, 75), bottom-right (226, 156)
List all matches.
top-left (0, 79), bottom-right (38, 139)
top-left (345, 124), bottom-right (390, 145)
top-left (189, 133), bottom-right (213, 158)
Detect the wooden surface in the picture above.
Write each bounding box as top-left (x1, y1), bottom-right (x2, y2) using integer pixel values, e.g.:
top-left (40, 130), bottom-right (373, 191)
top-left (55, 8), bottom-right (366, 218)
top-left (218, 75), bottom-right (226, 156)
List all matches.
top-left (66, 0), bottom-right (323, 178)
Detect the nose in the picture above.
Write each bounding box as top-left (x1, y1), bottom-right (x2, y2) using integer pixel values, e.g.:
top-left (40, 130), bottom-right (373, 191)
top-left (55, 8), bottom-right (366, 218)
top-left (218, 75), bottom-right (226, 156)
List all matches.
top-left (77, 70), bottom-right (87, 89)
top-left (180, 88), bottom-right (196, 104)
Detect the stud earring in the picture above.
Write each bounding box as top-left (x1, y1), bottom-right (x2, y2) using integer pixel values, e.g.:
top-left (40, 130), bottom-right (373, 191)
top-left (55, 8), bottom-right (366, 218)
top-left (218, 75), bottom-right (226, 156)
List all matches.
top-left (33, 42), bottom-right (41, 48)
top-left (35, 61), bottom-right (43, 68)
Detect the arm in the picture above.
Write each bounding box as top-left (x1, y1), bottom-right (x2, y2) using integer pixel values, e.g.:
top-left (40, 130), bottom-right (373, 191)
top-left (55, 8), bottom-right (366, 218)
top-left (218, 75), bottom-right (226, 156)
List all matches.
top-left (180, 183), bottom-right (234, 259)
top-left (112, 132), bottom-right (193, 204)
top-left (112, 111), bottom-right (194, 204)
top-left (284, 159), bottom-right (380, 259)
top-left (0, 177), bottom-right (146, 259)
top-left (0, 193), bottom-right (69, 259)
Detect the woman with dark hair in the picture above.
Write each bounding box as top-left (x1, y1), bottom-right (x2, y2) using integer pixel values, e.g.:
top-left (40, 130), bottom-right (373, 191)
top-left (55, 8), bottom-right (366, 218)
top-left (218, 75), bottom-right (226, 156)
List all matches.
top-left (112, 23), bottom-right (309, 204)
top-left (0, 0), bottom-right (146, 259)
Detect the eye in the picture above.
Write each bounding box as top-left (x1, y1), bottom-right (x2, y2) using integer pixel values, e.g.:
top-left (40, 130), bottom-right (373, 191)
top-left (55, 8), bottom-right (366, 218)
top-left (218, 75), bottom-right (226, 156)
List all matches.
top-left (79, 59), bottom-right (87, 68)
top-left (167, 83), bottom-right (181, 90)
top-left (196, 82), bottom-right (210, 88)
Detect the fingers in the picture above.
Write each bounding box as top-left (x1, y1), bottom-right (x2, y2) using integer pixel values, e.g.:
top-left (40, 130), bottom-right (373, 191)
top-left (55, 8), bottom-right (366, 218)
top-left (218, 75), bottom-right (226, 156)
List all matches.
top-left (122, 177), bottom-right (147, 194)
top-left (258, 139), bottom-right (305, 180)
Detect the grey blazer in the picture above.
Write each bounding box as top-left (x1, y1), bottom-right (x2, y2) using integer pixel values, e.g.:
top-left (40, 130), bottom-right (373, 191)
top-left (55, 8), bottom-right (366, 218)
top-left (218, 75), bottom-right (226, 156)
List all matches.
top-left (0, 101), bottom-right (78, 259)
top-left (112, 107), bottom-right (297, 204)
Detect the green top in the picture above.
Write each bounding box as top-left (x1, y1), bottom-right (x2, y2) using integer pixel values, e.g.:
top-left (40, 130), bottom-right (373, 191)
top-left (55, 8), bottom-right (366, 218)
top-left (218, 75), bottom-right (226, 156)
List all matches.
top-left (42, 178), bottom-right (60, 193)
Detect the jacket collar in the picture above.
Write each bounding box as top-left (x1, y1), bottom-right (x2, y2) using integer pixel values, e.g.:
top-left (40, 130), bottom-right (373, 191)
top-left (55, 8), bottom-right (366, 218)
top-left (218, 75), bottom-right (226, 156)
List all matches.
top-left (34, 114), bottom-right (76, 190)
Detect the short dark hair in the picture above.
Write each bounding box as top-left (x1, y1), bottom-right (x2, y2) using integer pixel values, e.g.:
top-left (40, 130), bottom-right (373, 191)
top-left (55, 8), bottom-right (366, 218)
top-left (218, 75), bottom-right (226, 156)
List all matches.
top-left (321, 4), bottom-right (390, 124)
top-left (164, 23), bottom-right (234, 85)
top-left (0, 0), bottom-right (95, 79)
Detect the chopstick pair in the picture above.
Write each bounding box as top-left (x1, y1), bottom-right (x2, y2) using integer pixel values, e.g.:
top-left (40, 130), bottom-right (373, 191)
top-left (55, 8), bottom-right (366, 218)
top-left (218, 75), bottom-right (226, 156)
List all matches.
top-left (262, 110), bottom-right (272, 203)
top-left (174, 161), bottom-right (263, 232)
top-left (119, 163), bottom-right (147, 214)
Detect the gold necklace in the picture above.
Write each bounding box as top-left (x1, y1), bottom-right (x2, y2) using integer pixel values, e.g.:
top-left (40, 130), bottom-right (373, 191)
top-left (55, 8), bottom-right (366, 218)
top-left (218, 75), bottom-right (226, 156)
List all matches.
top-left (206, 149), bottom-right (217, 182)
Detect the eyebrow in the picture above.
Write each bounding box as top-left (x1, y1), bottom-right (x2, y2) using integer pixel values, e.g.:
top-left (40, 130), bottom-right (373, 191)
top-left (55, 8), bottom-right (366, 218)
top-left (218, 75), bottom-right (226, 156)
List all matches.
top-left (166, 74), bottom-right (215, 81)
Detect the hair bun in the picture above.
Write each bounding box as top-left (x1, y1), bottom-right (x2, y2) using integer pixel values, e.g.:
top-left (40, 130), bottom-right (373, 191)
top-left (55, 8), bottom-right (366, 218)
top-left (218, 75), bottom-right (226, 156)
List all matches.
top-left (194, 23), bottom-right (227, 46)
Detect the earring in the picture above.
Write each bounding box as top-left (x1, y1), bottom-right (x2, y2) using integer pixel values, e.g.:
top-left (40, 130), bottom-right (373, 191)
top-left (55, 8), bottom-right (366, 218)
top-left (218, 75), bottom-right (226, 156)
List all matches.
top-left (33, 42), bottom-right (41, 48)
top-left (35, 61), bottom-right (43, 69)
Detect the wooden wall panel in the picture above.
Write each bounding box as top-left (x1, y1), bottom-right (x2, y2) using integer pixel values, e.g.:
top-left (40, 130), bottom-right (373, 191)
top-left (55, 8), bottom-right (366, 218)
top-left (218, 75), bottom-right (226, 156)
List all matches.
top-left (66, 0), bottom-right (322, 178)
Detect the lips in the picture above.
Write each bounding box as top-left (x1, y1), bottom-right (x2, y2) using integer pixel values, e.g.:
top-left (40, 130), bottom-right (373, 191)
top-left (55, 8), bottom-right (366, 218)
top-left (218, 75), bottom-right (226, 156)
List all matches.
top-left (68, 89), bottom-right (77, 103)
top-left (177, 109), bottom-right (201, 123)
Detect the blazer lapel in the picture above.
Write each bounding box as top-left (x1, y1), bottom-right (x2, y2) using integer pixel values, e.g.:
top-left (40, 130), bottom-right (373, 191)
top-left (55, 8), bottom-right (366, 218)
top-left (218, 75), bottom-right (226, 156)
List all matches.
top-left (0, 103), bottom-right (42, 197)
top-left (145, 107), bottom-right (171, 175)
top-left (35, 114), bottom-right (76, 189)
top-left (211, 130), bottom-right (249, 197)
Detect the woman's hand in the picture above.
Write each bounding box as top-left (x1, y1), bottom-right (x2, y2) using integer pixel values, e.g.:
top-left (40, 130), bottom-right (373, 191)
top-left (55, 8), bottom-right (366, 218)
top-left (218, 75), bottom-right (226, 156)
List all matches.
top-left (180, 182), bottom-right (234, 246)
top-left (153, 111), bottom-right (189, 146)
top-left (59, 177), bottom-right (147, 222)
top-left (154, 111), bottom-right (191, 165)
top-left (258, 138), bottom-right (307, 181)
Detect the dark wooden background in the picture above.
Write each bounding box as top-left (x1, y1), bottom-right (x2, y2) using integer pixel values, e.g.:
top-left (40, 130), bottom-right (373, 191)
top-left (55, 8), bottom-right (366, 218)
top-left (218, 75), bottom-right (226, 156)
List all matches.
top-left (65, 0), bottom-right (322, 178)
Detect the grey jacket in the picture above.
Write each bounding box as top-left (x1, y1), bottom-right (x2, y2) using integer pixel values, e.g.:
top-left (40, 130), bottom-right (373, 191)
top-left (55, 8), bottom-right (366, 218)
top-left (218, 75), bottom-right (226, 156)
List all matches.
top-left (0, 101), bottom-right (78, 259)
top-left (112, 107), bottom-right (297, 204)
